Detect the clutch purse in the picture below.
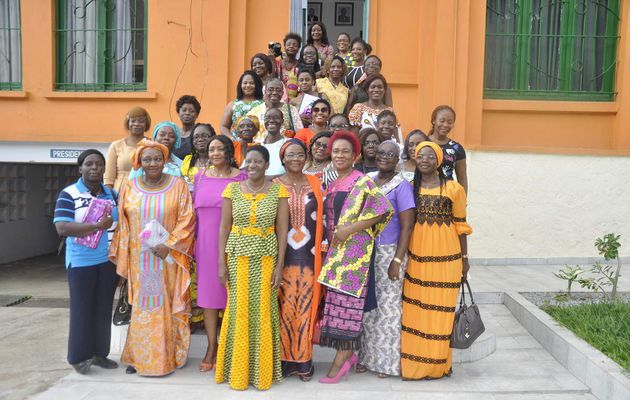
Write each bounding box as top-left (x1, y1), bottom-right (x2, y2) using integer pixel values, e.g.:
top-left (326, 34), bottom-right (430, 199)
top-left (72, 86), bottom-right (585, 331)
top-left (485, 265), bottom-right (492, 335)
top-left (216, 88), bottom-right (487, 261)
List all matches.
top-left (75, 198), bottom-right (112, 249)
top-left (113, 280), bottom-right (131, 326)
top-left (450, 280), bottom-right (485, 349)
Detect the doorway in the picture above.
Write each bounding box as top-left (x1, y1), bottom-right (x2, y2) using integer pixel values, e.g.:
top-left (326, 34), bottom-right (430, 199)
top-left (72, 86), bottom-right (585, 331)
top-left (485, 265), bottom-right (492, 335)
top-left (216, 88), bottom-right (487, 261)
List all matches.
top-left (291, 0), bottom-right (368, 44)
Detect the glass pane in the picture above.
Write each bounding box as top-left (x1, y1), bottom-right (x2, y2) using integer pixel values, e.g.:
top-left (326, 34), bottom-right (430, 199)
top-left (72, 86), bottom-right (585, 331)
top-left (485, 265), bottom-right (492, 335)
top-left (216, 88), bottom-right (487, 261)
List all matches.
top-left (0, 0), bottom-right (22, 89)
top-left (484, 0), bottom-right (518, 90)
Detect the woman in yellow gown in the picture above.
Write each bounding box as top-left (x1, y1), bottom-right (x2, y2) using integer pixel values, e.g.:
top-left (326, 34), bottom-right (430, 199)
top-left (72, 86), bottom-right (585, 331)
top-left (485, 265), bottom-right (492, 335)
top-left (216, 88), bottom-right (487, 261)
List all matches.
top-left (401, 141), bottom-right (472, 380)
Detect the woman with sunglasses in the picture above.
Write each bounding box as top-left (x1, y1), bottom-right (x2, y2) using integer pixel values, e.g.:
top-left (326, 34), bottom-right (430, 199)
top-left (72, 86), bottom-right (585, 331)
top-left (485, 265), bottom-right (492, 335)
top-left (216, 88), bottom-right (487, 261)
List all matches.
top-left (294, 98), bottom-right (331, 146)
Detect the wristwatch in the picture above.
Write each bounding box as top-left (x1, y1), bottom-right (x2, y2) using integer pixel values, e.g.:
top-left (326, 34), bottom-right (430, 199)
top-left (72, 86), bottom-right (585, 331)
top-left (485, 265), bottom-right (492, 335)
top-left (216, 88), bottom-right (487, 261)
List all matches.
top-left (392, 257), bottom-right (402, 264)
top-left (462, 254), bottom-right (469, 259)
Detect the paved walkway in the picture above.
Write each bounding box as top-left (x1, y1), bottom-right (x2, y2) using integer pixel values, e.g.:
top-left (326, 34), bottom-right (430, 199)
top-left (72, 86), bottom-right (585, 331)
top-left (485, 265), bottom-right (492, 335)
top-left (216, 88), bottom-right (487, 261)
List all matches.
top-left (1, 254), bottom-right (628, 399)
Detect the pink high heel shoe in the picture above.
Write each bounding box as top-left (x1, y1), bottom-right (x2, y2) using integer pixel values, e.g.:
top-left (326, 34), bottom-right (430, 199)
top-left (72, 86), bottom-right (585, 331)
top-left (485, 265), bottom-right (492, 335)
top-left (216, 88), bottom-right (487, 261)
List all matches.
top-left (319, 353), bottom-right (358, 384)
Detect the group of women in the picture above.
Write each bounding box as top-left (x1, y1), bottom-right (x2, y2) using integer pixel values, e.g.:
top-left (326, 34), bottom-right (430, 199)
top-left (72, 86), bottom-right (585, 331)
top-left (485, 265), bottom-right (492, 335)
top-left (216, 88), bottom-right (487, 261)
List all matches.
top-left (54, 24), bottom-right (471, 391)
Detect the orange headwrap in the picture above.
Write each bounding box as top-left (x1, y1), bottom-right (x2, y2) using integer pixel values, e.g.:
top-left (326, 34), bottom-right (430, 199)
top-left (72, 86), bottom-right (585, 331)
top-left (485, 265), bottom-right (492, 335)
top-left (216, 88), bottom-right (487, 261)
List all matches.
top-left (130, 139), bottom-right (170, 169)
top-left (415, 141), bottom-right (443, 166)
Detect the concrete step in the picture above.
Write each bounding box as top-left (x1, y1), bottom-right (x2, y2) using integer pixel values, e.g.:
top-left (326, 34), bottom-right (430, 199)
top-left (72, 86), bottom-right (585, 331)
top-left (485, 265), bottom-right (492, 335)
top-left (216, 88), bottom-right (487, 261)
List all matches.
top-left (111, 324), bottom-right (496, 364)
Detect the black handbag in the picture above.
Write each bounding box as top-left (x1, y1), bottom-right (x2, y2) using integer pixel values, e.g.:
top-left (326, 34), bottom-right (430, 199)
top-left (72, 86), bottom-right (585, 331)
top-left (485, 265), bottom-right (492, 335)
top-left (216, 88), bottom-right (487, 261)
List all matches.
top-left (450, 280), bottom-right (485, 349)
top-left (113, 280), bottom-right (131, 326)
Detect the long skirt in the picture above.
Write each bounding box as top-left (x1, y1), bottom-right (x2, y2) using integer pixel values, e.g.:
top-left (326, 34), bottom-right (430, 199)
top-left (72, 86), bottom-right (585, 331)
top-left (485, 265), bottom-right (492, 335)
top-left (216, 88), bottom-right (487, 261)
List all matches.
top-left (319, 285), bottom-right (367, 351)
top-left (359, 244), bottom-right (406, 375)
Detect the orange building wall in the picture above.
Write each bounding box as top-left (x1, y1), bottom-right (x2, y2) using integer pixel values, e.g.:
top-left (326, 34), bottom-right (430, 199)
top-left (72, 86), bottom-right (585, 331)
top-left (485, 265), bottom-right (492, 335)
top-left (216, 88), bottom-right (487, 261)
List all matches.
top-left (1, 0), bottom-right (630, 155)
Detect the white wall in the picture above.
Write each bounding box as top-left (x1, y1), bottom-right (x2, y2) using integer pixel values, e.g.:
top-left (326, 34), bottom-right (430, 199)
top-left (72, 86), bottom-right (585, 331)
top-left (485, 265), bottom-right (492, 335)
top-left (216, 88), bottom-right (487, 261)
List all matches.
top-left (467, 150), bottom-right (630, 262)
top-left (309, 0), bottom-right (365, 45)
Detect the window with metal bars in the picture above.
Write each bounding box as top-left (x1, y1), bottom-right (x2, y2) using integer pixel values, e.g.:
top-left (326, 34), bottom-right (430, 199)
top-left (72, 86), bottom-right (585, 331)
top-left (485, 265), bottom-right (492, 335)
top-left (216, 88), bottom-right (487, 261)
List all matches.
top-left (55, 0), bottom-right (146, 92)
top-left (0, 0), bottom-right (22, 90)
top-left (484, 0), bottom-right (620, 101)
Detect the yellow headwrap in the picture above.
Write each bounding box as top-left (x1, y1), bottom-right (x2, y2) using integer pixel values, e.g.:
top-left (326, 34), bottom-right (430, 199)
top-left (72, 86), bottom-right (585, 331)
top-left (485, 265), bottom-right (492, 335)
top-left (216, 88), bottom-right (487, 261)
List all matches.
top-left (234, 115), bottom-right (261, 131)
top-left (130, 139), bottom-right (170, 169)
top-left (415, 141), bottom-right (444, 166)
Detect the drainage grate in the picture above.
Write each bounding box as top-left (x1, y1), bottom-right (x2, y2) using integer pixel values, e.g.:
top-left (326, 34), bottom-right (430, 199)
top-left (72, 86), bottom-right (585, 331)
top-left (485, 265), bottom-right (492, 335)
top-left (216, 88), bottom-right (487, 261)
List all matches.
top-left (1, 295), bottom-right (32, 307)
top-left (14, 297), bottom-right (70, 308)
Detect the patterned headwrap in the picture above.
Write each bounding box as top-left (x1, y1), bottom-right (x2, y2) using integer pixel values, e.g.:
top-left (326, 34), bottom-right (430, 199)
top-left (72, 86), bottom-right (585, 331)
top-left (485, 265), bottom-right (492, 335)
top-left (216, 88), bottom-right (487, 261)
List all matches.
top-left (152, 121), bottom-right (182, 149)
top-left (415, 141), bottom-right (443, 166)
top-left (131, 139), bottom-right (170, 169)
top-left (279, 138), bottom-right (307, 161)
top-left (234, 115), bottom-right (261, 131)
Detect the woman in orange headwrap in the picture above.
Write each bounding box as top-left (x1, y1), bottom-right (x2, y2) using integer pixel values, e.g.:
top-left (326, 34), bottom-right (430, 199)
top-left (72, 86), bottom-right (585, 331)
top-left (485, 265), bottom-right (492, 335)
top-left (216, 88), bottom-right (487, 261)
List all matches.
top-left (109, 139), bottom-right (196, 376)
top-left (400, 141), bottom-right (472, 380)
top-left (233, 115), bottom-right (261, 167)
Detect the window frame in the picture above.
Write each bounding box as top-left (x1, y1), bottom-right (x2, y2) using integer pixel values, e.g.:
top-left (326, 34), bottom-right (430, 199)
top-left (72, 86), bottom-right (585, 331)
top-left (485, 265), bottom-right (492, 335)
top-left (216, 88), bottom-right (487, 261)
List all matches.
top-left (55, 0), bottom-right (147, 92)
top-left (483, 0), bottom-right (621, 102)
top-left (0, 0), bottom-right (22, 91)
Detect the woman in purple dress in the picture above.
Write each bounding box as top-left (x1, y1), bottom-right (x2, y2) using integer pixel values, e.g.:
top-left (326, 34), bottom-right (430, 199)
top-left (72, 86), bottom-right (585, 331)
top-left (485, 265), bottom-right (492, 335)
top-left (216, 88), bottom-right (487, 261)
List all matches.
top-left (193, 135), bottom-right (246, 372)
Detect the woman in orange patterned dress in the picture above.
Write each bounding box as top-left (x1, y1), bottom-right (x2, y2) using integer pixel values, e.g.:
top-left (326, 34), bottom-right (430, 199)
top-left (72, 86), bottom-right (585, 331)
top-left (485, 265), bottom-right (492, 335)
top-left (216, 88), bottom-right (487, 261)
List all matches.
top-left (273, 139), bottom-right (324, 381)
top-left (401, 141), bottom-right (472, 380)
top-left (109, 140), bottom-right (196, 376)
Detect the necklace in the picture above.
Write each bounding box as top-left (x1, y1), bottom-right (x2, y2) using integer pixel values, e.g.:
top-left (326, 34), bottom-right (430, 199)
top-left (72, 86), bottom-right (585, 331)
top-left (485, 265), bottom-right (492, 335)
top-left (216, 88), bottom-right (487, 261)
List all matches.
top-left (142, 174), bottom-right (165, 188)
top-left (246, 179), bottom-right (266, 195)
top-left (209, 165), bottom-right (231, 178)
top-left (376, 171), bottom-right (397, 187)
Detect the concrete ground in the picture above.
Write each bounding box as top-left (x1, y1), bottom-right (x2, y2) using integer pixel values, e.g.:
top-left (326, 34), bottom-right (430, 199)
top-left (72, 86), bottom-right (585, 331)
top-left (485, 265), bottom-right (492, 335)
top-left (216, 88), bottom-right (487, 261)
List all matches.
top-left (1, 253), bottom-right (628, 399)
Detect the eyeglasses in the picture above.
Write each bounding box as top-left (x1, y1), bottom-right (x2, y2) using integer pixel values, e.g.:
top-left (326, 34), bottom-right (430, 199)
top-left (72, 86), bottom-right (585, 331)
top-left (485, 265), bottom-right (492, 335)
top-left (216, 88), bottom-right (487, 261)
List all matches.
top-left (329, 123), bottom-right (349, 129)
top-left (364, 140), bottom-right (380, 147)
top-left (313, 141), bottom-right (328, 149)
top-left (312, 107), bottom-right (329, 113)
top-left (376, 150), bottom-right (398, 159)
top-left (284, 153), bottom-right (306, 160)
top-left (417, 154), bottom-right (437, 160)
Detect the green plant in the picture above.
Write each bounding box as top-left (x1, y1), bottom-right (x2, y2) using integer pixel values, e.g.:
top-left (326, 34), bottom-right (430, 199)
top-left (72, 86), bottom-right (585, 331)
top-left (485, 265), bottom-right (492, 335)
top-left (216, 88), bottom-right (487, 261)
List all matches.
top-left (578, 262), bottom-right (613, 298)
top-left (595, 233), bottom-right (623, 299)
top-left (553, 265), bottom-right (584, 296)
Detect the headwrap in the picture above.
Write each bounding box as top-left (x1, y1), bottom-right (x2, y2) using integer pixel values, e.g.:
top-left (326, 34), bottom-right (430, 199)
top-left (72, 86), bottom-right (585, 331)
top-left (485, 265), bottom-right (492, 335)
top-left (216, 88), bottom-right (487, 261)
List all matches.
top-left (131, 139), bottom-right (170, 169)
top-left (279, 138), bottom-right (307, 162)
top-left (152, 121), bottom-right (182, 149)
top-left (234, 115), bottom-right (261, 132)
top-left (415, 141), bottom-right (443, 166)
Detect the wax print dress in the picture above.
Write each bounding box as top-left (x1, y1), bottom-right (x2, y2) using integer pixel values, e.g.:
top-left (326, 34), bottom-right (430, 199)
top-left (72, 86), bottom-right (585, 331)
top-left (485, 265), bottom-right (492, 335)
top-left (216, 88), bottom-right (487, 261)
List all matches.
top-left (359, 173), bottom-right (415, 376)
top-left (348, 103), bottom-right (393, 131)
top-left (401, 180), bottom-right (472, 380)
top-left (274, 175), bottom-right (324, 378)
top-left (230, 99), bottom-right (264, 139)
top-left (317, 170), bottom-right (392, 350)
top-left (109, 176), bottom-right (195, 376)
top-left (215, 182), bottom-right (289, 390)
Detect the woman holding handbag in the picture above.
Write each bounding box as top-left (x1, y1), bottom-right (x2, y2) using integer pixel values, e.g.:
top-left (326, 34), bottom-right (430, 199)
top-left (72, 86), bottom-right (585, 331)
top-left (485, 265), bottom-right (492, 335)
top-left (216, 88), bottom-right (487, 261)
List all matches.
top-left (109, 140), bottom-right (196, 376)
top-left (401, 141), bottom-right (472, 380)
top-left (53, 149), bottom-right (119, 374)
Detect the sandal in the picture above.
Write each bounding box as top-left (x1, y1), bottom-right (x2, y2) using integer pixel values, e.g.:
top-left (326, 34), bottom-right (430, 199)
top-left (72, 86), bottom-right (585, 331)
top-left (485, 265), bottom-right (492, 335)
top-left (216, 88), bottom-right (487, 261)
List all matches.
top-left (377, 372), bottom-right (389, 378)
top-left (298, 365), bottom-right (315, 382)
top-left (355, 363), bottom-right (368, 373)
top-left (199, 360), bottom-right (214, 372)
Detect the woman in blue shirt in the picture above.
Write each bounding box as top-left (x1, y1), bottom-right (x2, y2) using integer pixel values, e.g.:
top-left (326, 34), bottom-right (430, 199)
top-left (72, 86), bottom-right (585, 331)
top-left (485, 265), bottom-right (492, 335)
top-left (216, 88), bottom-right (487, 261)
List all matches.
top-left (53, 149), bottom-right (119, 374)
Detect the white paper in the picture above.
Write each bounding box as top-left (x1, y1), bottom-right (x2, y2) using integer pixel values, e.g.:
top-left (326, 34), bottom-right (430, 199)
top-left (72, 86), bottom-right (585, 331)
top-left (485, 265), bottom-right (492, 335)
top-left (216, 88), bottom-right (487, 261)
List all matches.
top-left (299, 93), bottom-right (320, 115)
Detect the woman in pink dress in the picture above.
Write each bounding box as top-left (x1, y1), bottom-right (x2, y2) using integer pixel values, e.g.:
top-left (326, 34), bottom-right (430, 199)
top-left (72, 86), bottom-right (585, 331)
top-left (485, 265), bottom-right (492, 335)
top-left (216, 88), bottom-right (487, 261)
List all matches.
top-left (193, 135), bottom-right (246, 372)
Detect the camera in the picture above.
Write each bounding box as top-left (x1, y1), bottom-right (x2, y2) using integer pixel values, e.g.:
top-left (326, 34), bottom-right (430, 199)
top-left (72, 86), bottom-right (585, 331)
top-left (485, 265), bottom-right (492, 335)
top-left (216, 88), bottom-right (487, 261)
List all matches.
top-left (268, 42), bottom-right (282, 58)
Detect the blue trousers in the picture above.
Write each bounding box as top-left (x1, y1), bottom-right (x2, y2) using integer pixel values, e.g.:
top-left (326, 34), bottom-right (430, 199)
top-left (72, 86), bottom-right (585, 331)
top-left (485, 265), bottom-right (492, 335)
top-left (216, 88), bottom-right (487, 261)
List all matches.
top-left (66, 261), bottom-right (118, 364)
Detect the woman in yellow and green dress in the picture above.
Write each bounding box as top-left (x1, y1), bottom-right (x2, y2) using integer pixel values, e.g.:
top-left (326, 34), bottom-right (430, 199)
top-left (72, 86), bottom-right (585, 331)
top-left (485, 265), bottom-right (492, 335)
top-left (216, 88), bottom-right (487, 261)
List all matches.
top-left (215, 145), bottom-right (289, 390)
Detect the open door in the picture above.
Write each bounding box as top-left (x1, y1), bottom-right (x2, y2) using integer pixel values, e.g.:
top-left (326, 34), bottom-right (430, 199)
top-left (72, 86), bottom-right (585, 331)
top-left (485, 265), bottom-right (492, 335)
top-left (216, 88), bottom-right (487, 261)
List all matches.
top-left (292, 0), bottom-right (368, 42)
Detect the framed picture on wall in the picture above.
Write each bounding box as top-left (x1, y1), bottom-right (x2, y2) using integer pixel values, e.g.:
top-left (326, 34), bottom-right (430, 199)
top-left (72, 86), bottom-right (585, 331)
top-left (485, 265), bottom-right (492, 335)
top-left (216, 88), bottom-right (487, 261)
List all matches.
top-left (335, 2), bottom-right (353, 26)
top-left (307, 2), bottom-right (322, 23)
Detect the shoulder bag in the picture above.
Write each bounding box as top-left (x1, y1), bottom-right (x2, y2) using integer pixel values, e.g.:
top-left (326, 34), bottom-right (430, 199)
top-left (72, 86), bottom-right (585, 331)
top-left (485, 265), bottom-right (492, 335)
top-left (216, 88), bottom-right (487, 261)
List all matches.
top-left (450, 280), bottom-right (485, 349)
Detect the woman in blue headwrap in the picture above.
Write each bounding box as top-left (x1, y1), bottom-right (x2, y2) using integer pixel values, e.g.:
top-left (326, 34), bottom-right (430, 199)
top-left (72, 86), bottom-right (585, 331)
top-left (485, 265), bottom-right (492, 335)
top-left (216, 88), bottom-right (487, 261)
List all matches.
top-left (129, 121), bottom-right (183, 178)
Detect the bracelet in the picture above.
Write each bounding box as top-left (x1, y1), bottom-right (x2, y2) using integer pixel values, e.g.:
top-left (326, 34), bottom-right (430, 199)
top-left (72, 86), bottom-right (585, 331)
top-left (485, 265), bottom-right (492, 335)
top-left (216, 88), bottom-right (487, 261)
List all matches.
top-left (392, 257), bottom-right (403, 264)
top-left (462, 254), bottom-right (469, 259)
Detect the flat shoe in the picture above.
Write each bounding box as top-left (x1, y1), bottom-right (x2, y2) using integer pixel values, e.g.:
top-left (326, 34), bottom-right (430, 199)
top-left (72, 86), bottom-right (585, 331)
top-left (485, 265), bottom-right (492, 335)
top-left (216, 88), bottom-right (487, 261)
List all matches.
top-left (71, 359), bottom-right (92, 375)
top-left (199, 361), bottom-right (214, 372)
top-left (92, 356), bottom-right (118, 369)
top-left (125, 365), bottom-right (137, 374)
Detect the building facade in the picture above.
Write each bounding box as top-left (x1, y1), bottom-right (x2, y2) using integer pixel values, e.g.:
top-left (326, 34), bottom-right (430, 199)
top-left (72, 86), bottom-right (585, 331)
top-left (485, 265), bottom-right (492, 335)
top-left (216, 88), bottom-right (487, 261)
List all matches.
top-left (1, 0), bottom-right (629, 263)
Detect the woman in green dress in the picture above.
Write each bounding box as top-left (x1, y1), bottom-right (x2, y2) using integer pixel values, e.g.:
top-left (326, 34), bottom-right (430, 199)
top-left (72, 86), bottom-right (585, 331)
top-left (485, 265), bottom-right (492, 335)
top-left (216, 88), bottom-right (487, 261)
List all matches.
top-left (215, 145), bottom-right (289, 391)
